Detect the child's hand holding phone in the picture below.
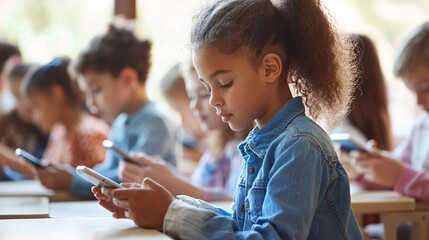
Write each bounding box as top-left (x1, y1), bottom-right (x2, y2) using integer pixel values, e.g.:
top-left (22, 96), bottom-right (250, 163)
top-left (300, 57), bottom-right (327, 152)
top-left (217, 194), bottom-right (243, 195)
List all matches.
top-left (15, 148), bottom-right (46, 168)
top-left (92, 181), bottom-right (142, 219)
top-left (330, 133), bottom-right (369, 153)
top-left (92, 177), bottom-right (175, 229)
top-left (102, 140), bottom-right (142, 166)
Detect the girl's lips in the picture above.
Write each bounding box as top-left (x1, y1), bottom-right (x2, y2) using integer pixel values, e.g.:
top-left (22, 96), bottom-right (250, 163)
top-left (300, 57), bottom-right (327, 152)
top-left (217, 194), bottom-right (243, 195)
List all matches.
top-left (220, 113), bottom-right (232, 122)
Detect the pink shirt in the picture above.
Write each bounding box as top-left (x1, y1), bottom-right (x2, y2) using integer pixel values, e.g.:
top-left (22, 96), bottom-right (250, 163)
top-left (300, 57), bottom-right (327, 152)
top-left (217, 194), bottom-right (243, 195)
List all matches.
top-left (42, 114), bottom-right (109, 168)
top-left (393, 111), bottom-right (429, 201)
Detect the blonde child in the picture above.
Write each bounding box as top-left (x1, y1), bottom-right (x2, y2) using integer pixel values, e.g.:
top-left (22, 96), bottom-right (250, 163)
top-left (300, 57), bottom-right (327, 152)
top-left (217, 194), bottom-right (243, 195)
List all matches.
top-left (93, 0), bottom-right (362, 238)
top-left (160, 63), bottom-right (205, 164)
top-left (117, 62), bottom-right (250, 201)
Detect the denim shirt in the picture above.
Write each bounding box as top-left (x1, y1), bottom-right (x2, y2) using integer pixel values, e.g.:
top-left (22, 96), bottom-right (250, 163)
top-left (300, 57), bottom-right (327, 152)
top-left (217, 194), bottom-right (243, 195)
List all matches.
top-left (164, 97), bottom-right (362, 239)
top-left (68, 101), bottom-right (178, 198)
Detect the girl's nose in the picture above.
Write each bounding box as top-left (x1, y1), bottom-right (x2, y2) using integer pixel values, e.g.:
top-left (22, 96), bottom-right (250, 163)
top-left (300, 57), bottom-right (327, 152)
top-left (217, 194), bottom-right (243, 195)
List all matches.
top-left (208, 90), bottom-right (223, 107)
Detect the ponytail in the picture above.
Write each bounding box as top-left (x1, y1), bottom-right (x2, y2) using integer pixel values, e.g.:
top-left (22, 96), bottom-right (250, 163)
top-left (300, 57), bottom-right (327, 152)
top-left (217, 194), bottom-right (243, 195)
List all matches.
top-left (191, 0), bottom-right (357, 128)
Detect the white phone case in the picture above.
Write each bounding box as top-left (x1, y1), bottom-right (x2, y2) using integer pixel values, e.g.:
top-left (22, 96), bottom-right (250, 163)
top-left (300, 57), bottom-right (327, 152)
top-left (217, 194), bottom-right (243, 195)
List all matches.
top-left (76, 166), bottom-right (124, 189)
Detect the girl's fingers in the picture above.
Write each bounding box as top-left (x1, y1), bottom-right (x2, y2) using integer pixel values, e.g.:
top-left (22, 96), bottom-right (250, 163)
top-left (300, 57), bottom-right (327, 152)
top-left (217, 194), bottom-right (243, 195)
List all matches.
top-left (113, 198), bottom-right (130, 209)
top-left (101, 187), bottom-right (115, 197)
top-left (91, 186), bottom-right (100, 194)
top-left (96, 192), bottom-right (111, 202)
top-left (99, 199), bottom-right (117, 212)
top-left (112, 188), bottom-right (138, 199)
top-left (121, 182), bottom-right (142, 188)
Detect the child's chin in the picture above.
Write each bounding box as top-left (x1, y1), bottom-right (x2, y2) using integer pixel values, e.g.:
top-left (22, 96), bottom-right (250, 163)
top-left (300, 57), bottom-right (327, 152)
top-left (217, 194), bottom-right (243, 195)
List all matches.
top-left (228, 123), bottom-right (245, 132)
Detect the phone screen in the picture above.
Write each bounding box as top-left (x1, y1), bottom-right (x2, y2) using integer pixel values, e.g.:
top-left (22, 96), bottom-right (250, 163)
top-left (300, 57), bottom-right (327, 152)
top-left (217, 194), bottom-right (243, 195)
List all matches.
top-left (330, 133), bottom-right (368, 153)
top-left (15, 148), bottom-right (46, 168)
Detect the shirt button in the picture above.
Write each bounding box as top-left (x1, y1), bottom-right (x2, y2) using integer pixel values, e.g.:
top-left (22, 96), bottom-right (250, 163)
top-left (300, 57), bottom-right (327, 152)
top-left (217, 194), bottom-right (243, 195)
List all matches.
top-left (241, 205), bottom-right (245, 212)
top-left (248, 166), bottom-right (255, 174)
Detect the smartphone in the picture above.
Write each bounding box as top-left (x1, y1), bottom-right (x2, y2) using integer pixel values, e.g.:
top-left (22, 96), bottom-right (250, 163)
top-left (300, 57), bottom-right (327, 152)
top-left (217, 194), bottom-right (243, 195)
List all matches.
top-left (15, 148), bottom-right (46, 168)
top-left (330, 133), bottom-right (369, 153)
top-left (102, 140), bottom-right (141, 165)
top-left (76, 166), bottom-right (124, 189)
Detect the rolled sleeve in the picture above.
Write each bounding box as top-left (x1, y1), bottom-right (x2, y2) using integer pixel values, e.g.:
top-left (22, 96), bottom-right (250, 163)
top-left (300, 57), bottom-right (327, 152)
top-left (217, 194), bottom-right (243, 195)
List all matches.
top-left (395, 166), bottom-right (429, 201)
top-left (163, 197), bottom-right (221, 239)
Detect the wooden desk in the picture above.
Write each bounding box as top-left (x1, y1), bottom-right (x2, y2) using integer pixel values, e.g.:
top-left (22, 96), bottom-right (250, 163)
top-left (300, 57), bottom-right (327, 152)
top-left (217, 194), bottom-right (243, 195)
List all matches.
top-left (351, 186), bottom-right (427, 240)
top-left (0, 197), bottom-right (49, 219)
top-left (0, 217), bottom-right (171, 240)
top-left (351, 189), bottom-right (415, 213)
top-left (0, 180), bottom-right (80, 201)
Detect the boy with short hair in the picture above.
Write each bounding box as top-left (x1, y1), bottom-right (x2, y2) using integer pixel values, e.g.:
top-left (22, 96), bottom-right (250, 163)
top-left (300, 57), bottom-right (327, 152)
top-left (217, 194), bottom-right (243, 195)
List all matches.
top-left (35, 25), bottom-right (178, 199)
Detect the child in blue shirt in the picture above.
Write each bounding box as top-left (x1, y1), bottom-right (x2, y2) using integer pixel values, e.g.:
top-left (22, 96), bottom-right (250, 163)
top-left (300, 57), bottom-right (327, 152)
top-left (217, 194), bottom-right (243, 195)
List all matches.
top-left (34, 25), bottom-right (177, 199)
top-left (94, 0), bottom-right (363, 238)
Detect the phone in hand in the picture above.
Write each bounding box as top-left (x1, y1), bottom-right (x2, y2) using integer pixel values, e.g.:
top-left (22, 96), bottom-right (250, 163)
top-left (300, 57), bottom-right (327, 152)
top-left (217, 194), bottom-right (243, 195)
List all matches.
top-left (76, 166), bottom-right (124, 189)
top-left (15, 148), bottom-right (46, 168)
top-left (330, 133), bottom-right (369, 153)
top-left (102, 140), bottom-right (141, 165)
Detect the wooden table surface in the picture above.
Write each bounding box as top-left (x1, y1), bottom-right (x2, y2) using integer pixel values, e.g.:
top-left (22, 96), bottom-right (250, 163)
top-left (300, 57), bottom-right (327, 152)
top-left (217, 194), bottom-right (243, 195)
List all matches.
top-left (0, 217), bottom-right (171, 240)
top-left (351, 188), bottom-right (415, 213)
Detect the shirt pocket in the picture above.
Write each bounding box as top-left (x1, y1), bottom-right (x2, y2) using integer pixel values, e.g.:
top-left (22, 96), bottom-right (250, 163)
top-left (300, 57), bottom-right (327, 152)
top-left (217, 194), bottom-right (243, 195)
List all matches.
top-left (245, 181), bottom-right (267, 224)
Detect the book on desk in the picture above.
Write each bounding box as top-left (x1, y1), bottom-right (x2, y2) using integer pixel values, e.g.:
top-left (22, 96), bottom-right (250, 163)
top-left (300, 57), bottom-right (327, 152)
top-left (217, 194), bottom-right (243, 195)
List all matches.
top-left (0, 196), bottom-right (50, 219)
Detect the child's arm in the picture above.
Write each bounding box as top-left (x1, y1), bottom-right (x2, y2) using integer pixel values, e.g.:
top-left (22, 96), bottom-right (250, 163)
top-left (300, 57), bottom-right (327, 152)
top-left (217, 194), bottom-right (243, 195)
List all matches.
top-left (35, 165), bottom-right (73, 190)
top-left (394, 167), bottom-right (429, 201)
top-left (354, 151), bottom-right (429, 201)
top-left (0, 143), bottom-right (35, 178)
top-left (119, 154), bottom-right (232, 201)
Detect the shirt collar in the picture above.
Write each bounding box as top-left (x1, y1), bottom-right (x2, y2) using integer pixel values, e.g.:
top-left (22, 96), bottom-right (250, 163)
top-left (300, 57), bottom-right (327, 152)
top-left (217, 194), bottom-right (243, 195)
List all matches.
top-left (123, 101), bottom-right (152, 127)
top-left (241, 97), bottom-right (305, 159)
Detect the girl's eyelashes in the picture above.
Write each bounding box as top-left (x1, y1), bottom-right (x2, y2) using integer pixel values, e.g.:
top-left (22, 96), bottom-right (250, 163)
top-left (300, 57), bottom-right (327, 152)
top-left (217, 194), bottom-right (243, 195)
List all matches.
top-left (220, 81), bottom-right (233, 89)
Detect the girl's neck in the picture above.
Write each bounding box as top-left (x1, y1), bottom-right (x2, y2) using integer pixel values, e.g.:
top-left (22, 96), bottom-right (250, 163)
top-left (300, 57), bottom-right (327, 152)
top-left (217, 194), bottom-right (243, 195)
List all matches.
top-left (124, 87), bottom-right (149, 116)
top-left (256, 86), bottom-right (293, 129)
top-left (60, 105), bottom-right (83, 134)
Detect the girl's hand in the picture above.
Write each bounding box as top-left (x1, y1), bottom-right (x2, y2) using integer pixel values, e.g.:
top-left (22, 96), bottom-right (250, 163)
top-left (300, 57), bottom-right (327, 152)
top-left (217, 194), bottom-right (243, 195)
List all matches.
top-left (351, 144), bottom-right (405, 188)
top-left (112, 177), bottom-right (175, 229)
top-left (92, 182), bottom-right (141, 219)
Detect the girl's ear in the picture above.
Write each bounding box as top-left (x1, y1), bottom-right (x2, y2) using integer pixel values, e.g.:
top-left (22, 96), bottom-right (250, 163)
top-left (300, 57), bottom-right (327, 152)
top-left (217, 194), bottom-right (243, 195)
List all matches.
top-left (118, 67), bottom-right (139, 86)
top-left (260, 53), bottom-right (282, 83)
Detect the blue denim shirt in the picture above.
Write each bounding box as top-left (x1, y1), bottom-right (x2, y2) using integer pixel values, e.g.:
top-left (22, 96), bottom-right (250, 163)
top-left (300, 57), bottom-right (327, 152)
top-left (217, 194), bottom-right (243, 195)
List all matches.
top-left (68, 101), bottom-right (178, 198)
top-left (164, 97), bottom-right (362, 239)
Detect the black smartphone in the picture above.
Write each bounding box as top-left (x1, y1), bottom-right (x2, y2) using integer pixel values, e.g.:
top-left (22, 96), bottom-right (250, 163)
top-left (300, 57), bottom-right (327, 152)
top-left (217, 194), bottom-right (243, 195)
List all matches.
top-left (330, 133), bottom-right (369, 153)
top-left (15, 148), bottom-right (46, 168)
top-left (76, 166), bottom-right (124, 189)
top-left (102, 140), bottom-right (141, 165)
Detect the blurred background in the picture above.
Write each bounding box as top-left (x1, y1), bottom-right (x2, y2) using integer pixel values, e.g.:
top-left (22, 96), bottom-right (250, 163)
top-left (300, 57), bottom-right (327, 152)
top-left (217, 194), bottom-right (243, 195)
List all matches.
top-left (0, 0), bottom-right (428, 143)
